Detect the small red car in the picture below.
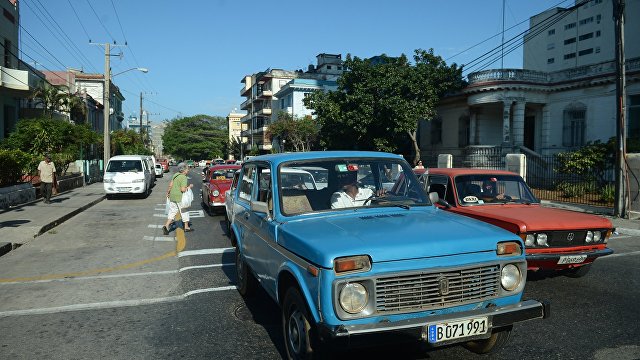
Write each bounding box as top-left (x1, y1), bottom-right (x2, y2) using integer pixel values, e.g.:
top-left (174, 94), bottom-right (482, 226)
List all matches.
top-left (419, 168), bottom-right (614, 278)
top-left (201, 164), bottom-right (241, 214)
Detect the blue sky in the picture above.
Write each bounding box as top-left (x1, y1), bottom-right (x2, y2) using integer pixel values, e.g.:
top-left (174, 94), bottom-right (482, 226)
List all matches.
top-left (19, 0), bottom-right (571, 121)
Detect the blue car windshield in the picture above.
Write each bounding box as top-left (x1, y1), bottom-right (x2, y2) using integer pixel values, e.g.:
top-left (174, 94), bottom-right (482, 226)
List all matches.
top-left (278, 158), bottom-right (430, 215)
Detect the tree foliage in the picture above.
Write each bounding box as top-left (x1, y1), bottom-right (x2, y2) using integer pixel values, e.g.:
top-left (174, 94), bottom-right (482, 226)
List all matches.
top-left (267, 111), bottom-right (319, 152)
top-left (1, 117), bottom-right (99, 175)
top-left (111, 129), bottom-right (152, 156)
top-left (303, 49), bottom-right (465, 164)
top-left (31, 84), bottom-right (86, 118)
top-left (162, 115), bottom-right (228, 160)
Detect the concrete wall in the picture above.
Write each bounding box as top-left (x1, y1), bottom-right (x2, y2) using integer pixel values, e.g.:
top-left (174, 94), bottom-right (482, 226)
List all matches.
top-left (0, 183), bottom-right (36, 210)
top-left (628, 153), bottom-right (640, 216)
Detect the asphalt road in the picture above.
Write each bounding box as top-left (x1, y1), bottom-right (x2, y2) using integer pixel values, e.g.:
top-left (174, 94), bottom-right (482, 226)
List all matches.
top-left (0, 168), bottom-right (638, 359)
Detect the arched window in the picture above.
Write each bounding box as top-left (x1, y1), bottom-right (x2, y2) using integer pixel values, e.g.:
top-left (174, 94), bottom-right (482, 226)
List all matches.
top-left (562, 103), bottom-right (586, 147)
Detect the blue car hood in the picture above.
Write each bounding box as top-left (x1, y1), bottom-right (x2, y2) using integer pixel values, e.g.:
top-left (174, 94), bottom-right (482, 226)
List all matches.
top-left (277, 208), bottom-right (516, 269)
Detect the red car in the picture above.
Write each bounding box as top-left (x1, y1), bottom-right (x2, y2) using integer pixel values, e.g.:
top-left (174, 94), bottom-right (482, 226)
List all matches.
top-left (201, 164), bottom-right (241, 214)
top-left (158, 159), bottom-right (170, 172)
top-left (418, 168), bottom-right (614, 278)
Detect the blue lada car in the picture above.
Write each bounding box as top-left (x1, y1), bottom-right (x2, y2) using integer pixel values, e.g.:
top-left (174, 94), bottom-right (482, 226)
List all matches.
top-left (230, 151), bottom-right (549, 358)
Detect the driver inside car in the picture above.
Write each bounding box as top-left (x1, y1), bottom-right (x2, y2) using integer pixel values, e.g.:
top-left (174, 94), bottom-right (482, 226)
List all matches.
top-left (331, 172), bottom-right (385, 209)
top-left (481, 179), bottom-right (507, 201)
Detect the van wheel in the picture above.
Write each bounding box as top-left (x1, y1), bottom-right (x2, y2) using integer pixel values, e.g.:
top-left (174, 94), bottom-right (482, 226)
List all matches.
top-left (463, 326), bottom-right (512, 354)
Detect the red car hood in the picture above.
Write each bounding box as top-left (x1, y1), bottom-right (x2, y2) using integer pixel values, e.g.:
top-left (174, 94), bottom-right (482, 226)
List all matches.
top-left (454, 204), bottom-right (612, 232)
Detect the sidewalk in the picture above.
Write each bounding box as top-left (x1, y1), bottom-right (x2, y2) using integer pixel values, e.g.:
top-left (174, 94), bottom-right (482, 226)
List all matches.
top-left (0, 182), bottom-right (105, 253)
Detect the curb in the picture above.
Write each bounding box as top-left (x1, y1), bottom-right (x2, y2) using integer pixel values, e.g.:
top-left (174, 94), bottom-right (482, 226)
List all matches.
top-left (36, 195), bottom-right (106, 238)
top-left (616, 228), bottom-right (640, 237)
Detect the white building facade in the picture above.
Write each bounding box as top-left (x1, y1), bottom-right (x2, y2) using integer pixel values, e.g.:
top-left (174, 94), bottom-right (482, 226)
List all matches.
top-left (424, 0), bottom-right (639, 159)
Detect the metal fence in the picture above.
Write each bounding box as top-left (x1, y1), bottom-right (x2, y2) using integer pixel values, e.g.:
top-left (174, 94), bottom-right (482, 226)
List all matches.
top-left (526, 155), bottom-right (615, 207)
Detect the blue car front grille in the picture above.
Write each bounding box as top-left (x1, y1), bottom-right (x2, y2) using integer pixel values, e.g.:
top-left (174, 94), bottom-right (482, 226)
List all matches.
top-left (375, 265), bottom-right (500, 314)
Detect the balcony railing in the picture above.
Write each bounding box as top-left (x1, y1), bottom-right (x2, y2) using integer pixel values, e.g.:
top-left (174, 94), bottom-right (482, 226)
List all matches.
top-left (467, 56), bottom-right (640, 86)
top-left (1, 66), bottom-right (41, 91)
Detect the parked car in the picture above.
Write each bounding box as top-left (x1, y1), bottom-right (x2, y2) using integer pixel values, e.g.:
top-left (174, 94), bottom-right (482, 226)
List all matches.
top-left (213, 158), bottom-right (225, 165)
top-left (103, 155), bottom-right (153, 199)
top-left (202, 164), bottom-right (241, 214)
top-left (158, 159), bottom-right (170, 172)
top-left (225, 159), bottom-right (237, 165)
top-left (154, 164), bottom-right (163, 178)
top-left (229, 151), bottom-right (548, 357)
top-left (419, 168), bottom-right (614, 278)
top-left (198, 160), bottom-right (207, 167)
top-left (186, 160), bottom-right (196, 168)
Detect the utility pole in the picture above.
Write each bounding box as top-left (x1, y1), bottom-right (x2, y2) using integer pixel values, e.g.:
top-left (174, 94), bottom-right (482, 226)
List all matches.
top-left (139, 92), bottom-right (144, 142)
top-left (613, 0), bottom-right (628, 218)
top-left (103, 43), bottom-right (111, 167)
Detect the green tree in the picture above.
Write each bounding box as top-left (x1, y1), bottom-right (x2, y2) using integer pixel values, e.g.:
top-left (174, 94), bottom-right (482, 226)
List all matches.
top-left (111, 129), bottom-right (152, 156)
top-left (2, 117), bottom-right (99, 175)
top-left (304, 49), bottom-right (465, 164)
top-left (31, 84), bottom-right (86, 118)
top-left (162, 115), bottom-right (228, 160)
top-left (268, 111), bottom-right (319, 152)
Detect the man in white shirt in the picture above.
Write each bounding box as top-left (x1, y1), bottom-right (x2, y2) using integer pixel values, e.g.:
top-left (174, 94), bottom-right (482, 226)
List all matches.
top-left (37, 153), bottom-right (56, 204)
top-left (331, 182), bottom-right (375, 209)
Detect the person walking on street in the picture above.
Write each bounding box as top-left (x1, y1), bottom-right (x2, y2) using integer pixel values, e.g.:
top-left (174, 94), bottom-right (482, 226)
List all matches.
top-left (37, 153), bottom-right (56, 204)
top-left (163, 162), bottom-right (194, 234)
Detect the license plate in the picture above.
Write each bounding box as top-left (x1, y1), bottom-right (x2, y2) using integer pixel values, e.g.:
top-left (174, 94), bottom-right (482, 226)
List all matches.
top-left (427, 317), bottom-right (488, 343)
top-left (117, 187), bottom-right (132, 192)
top-left (558, 255), bottom-right (587, 264)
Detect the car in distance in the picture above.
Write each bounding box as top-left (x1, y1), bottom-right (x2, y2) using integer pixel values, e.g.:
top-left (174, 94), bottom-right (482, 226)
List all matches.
top-left (154, 163), bottom-right (163, 178)
top-left (229, 151), bottom-right (549, 358)
top-left (202, 164), bottom-right (241, 214)
top-left (421, 168), bottom-right (614, 278)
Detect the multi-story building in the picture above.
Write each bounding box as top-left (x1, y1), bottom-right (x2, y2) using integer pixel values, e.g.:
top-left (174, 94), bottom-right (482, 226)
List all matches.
top-left (41, 70), bottom-right (102, 130)
top-left (239, 53), bottom-right (343, 153)
top-left (0, 0), bottom-right (45, 140)
top-left (423, 0), bottom-right (639, 159)
top-left (227, 110), bottom-right (245, 159)
top-left (74, 73), bottom-right (126, 133)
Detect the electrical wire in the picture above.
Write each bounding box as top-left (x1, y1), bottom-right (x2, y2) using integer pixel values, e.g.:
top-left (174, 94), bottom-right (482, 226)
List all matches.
top-left (67, 0), bottom-right (91, 42)
top-left (85, 0), bottom-right (117, 43)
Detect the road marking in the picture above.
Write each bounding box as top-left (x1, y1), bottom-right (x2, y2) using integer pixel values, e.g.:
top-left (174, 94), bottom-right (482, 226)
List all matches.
top-left (179, 263), bottom-right (234, 272)
top-left (148, 224), bottom-right (163, 229)
top-left (0, 296), bottom-right (185, 318)
top-left (184, 285), bottom-right (236, 297)
top-left (178, 248), bottom-right (234, 257)
top-left (143, 236), bottom-right (175, 242)
top-left (600, 250), bottom-right (640, 259)
top-left (154, 207), bottom-right (165, 211)
top-left (153, 214), bottom-right (166, 217)
top-left (0, 224), bottom-right (186, 283)
top-left (187, 210), bottom-right (205, 218)
top-left (0, 270), bottom-right (178, 285)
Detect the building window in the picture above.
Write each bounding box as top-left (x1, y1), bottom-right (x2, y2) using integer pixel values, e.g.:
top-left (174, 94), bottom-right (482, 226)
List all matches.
top-left (579, 32), bottom-right (593, 41)
top-left (579, 17), bottom-right (593, 26)
top-left (548, 29), bottom-right (555, 36)
top-left (579, 48), bottom-right (594, 56)
top-left (564, 37), bottom-right (576, 45)
top-left (596, 30), bottom-right (601, 37)
top-left (458, 116), bottom-right (470, 147)
top-left (564, 52), bottom-right (576, 59)
top-left (565, 22), bottom-right (576, 30)
top-left (548, 58), bottom-right (555, 64)
top-left (562, 106), bottom-right (586, 147)
top-left (596, 14), bottom-right (601, 23)
top-left (3, 9), bottom-right (15, 24)
top-left (595, 46), bottom-right (601, 53)
top-left (4, 39), bottom-right (11, 67)
top-left (629, 95), bottom-right (640, 142)
top-left (327, 65), bottom-right (332, 70)
top-left (430, 117), bottom-right (442, 145)
top-left (547, 43), bottom-right (555, 50)
top-left (337, 66), bottom-right (342, 70)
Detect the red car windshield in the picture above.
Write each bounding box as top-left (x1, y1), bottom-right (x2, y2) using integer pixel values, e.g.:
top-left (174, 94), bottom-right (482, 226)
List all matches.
top-left (454, 174), bottom-right (539, 206)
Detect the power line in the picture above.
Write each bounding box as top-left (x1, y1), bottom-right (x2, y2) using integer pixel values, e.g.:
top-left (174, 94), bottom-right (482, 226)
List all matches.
top-left (67, 0), bottom-right (91, 42)
top-left (85, 0), bottom-right (117, 43)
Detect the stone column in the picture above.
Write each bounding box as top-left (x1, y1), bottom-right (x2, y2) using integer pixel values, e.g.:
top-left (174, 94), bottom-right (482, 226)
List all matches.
top-left (469, 111), bottom-right (477, 145)
top-left (541, 105), bottom-right (551, 151)
top-left (502, 101), bottom-right (512, 146)
top-left (512, 101), bottom-right (526, 147)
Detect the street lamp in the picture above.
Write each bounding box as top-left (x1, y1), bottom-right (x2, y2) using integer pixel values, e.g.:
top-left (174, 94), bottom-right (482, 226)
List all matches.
top-left (102, 44), bottom-right (149, 168)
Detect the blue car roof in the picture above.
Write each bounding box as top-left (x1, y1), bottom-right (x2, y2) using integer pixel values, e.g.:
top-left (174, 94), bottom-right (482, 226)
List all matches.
top-left (244, 151), bottom-right (404, 166)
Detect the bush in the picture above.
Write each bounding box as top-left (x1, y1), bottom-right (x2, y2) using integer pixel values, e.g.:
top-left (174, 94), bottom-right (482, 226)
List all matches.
top-left (599, 184), bottom-right (615, 203)
top-left (0, 149), bottom-right (34, 186)
top-left (556, 181), bottom-right (592, 198)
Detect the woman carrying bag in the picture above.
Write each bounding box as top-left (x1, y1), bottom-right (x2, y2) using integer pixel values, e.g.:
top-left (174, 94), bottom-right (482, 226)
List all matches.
top-left (163, 162), bottom-right (194, 235)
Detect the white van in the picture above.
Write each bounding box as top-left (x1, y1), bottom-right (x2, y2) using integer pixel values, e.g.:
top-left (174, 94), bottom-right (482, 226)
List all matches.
top-left (104, 155), bottom-right (154, 198)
